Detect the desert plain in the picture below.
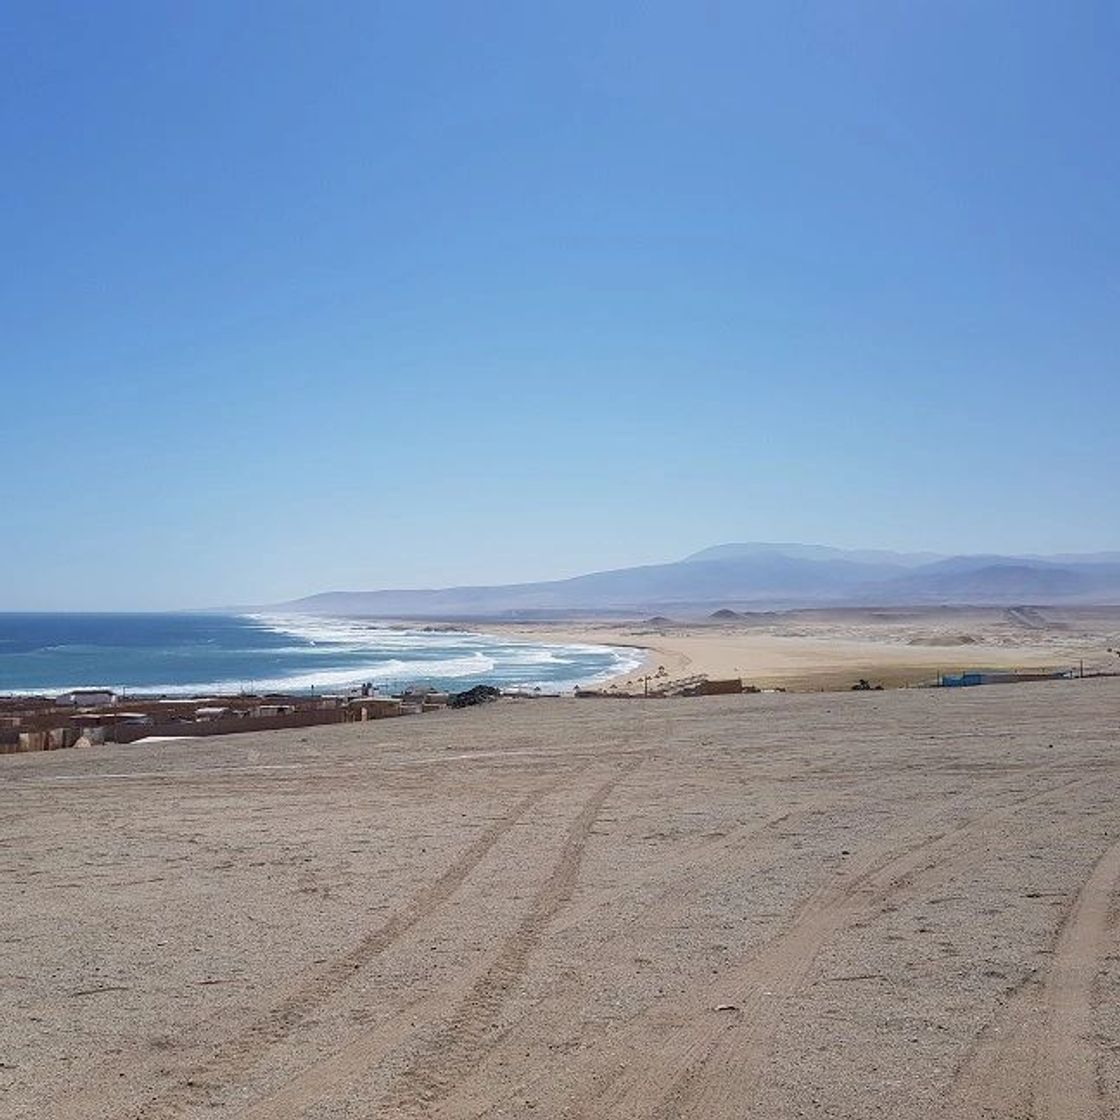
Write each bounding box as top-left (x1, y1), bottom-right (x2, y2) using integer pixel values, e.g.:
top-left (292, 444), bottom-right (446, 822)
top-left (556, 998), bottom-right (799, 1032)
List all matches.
top-left (494, 604), bottom-right (1120, 691)
top-left (3, 668), bottom-right (1119, 1119)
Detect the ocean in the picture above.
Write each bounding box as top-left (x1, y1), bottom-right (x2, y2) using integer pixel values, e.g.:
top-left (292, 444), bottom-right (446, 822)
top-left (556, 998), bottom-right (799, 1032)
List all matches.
top-left (0, 613), bottom-right (642, 697)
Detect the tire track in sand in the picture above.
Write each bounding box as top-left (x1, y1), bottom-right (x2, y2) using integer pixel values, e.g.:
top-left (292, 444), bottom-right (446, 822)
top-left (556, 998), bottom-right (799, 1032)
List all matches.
top-left (223, 759), bottom-right (642, 1120)
top-left (950, 833), bottom-right (1120, 1120)
top-left (238, 763), bottom-right (820, 1119)
top-left (128, 769), bottom-right (577, 1120)
top-left (381, 757), bottom-right (643, 1115)
top-left (646, 775), bottom-right (1098, 1120)
top-left (505, 771), bottom-right (1096, 1120)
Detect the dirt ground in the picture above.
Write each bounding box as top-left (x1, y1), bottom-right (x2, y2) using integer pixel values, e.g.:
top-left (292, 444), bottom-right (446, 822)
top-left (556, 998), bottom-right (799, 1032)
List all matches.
top-left (3, 678), bottom-right (1119, 1119)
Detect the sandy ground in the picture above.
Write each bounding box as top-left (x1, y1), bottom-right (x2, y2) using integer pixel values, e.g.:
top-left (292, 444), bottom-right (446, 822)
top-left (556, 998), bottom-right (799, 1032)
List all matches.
top-left (488, 605), bottom-right (1120, 691)
top-left (2, 677), bottom-right (1119, 1118)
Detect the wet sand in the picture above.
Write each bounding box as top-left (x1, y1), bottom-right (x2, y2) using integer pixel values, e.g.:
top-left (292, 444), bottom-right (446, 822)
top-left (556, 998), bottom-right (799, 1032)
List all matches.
top-left (3, 677), bottom-right (1119, 1118)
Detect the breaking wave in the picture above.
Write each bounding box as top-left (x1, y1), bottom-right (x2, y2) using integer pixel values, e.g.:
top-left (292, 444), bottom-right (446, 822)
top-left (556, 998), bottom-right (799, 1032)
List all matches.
top-left (0, 612), bottom-right (645, 696)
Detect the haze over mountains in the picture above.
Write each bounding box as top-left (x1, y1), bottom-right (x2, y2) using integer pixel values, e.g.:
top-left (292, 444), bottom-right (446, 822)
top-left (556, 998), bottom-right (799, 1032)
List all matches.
top-left (273, 543), bottom-right (1120, 618)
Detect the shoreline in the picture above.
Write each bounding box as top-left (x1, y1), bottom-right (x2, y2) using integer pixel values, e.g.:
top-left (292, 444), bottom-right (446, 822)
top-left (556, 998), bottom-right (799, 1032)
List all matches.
top-left (4, 604), bottom-right (1117, 699)
top-left (0, 614), bottom-right (633, 699)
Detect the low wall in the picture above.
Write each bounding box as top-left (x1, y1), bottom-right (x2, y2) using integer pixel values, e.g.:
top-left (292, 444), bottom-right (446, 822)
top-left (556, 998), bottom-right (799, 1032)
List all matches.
top-left (1, 704), bottom-right (398, 755)
top-left (109, 709), bottom-right (350, 744)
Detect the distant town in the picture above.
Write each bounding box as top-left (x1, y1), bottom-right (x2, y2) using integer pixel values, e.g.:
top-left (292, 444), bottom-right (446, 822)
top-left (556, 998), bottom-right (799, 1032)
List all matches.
top-left (0, 682), bottom-right (513, 755)
top-left (2, 655), bottom-right (1092, 757)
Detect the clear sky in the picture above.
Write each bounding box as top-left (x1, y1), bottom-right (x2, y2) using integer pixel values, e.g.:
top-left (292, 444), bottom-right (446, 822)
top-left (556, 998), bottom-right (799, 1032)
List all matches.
top-left (3, 2), bottom-right (1118, 609)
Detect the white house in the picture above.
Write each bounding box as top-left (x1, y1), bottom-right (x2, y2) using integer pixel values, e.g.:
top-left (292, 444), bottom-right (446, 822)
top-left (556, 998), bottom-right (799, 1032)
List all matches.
top-left (55, 689), bottom-right (116, 708)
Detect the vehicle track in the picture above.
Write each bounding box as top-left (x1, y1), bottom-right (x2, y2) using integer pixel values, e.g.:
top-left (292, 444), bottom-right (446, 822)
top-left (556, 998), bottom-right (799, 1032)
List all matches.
top-left (949, 833), bottom-right (1120, 1119)
top-left (235, 761), bottom-right (633, 1120)
top-left (644, 774), bottom-right (1097, 1119)
top-left (488, 769), bottom-right (1098, 1119)
top-left (125, 767), bottom-right (580, 1119)
top-left (237, 759), bottom-right (643, 1119)
top-left (384, 757), bottom-right (644, 1113)
top-left (237, 765), bottom-right (829, 1118)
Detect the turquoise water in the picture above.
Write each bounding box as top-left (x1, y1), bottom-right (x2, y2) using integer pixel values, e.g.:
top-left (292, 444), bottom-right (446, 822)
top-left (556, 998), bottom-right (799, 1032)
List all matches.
top-left (0, 613), bottom-right (642, 696)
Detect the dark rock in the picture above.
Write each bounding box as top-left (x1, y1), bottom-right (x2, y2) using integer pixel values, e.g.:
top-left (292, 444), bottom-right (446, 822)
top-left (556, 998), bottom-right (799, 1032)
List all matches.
top-left (449, 685), bottom-right (502, 709)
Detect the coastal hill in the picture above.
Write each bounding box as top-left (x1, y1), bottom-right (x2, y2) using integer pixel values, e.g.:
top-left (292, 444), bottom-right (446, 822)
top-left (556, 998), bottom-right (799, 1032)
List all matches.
top-left (273, 543), bottom-right (1120, 617)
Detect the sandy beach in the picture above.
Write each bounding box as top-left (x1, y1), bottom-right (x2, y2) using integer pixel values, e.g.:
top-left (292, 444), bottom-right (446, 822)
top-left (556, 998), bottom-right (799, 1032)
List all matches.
top-left (3, 676), bottom-right (1119, 1118)
top-left (488, 605), bottom-right (1120, 691)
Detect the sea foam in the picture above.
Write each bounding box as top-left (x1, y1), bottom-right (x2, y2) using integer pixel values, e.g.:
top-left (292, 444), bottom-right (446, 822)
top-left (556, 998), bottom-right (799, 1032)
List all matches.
top-left (0, 612), bottom-right (644, 697)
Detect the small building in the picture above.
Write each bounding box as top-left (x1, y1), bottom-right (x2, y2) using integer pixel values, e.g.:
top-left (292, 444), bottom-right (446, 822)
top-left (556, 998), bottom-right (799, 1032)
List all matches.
top-left (48, 727), bottom-right (78, 750)
top-left (56, 689), bottom-right (116, 708)
top-left (940, 669), bottom-right (1071, 688)
top-left (348, 697), bottom-right (402, 720)
top-left (682, 678), bottom-right (744, 697)
top-left (255, 704), bottom-right (296, 718)
top-left (194, 706), bottom-right (232, 721)
top-left (72, 711), bottom-right (152, 727)
top-left (18, 730), bottom-right (49, 752)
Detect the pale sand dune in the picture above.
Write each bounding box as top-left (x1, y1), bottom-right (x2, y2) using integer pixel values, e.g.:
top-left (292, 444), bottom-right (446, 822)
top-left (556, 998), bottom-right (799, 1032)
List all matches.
top-left (2, 678), bottom-right (1119, 1118)
top-left (490, 605), bottom-right (1120, 690)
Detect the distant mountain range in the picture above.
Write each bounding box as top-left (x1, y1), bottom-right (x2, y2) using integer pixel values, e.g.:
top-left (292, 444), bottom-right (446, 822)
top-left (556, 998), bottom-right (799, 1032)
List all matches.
top-left (269, 543), bottom-right (1120, 618)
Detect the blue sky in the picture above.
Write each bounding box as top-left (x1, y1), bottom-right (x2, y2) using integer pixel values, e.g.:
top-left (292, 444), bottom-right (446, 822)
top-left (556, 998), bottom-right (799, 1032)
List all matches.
top-left (3, 2), bottom-right (1117, 609)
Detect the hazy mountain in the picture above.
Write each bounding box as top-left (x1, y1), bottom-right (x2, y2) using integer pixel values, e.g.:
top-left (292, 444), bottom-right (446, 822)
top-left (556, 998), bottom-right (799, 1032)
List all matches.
top-left (683, 542), bottom-right (943, 568)
top-left (273, 543), bottom-right (1120, 617)
top-left (861, 560), bottom-right (1120, 605)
